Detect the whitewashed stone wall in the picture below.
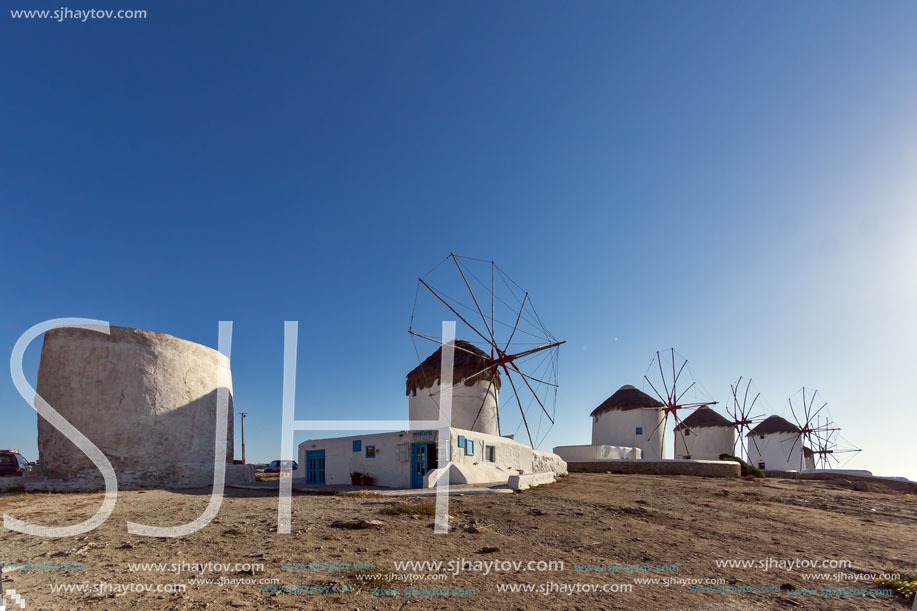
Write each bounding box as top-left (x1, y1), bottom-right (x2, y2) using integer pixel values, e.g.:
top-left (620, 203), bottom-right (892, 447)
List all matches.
top-left (553, 444), bottom-right (642, 461)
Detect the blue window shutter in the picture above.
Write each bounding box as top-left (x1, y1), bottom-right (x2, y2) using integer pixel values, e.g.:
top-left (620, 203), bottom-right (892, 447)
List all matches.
top-left (457, 435), bottom-right (465, 449)
top-left (636, 427), bottom-right (643, 435)
top-left (353, 440), bottom-right (361, 452)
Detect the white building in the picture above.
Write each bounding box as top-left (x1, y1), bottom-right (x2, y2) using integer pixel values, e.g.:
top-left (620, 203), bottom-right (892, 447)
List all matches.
top-left (746, 415), bottom-right (815, 471)
top-left (296, 340), bottom-right (566, 489)
top-left (673, 406), bottom-right (736, 460)
top-left (589, 385), bottom-right (665, 460)
top-left (298, 426), bottom-right (564, 488)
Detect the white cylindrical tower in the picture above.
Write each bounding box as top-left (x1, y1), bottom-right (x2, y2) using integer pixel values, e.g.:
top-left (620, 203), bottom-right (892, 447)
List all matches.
top-left (746, 415), bottom-right (804, 471)
top-left (673, 406), bottom-right (736, 460)
top-left (590, 385), bottom-right (665, 460)
top-left (406, 340), bottom-right (500, 435)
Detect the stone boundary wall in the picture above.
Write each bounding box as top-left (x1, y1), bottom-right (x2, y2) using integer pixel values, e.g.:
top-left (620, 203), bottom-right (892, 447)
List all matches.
top-left (767, 470), bottom-right (917, 493)
top-left (567, 459), bottom-right (740, 478)
top-left (508, 471), bottom-right (556, 490)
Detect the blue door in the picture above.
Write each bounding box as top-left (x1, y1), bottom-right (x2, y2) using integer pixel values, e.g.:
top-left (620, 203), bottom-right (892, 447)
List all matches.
top-left (306, 450), bottom-right (325, 485)
top-left (411, 443), bottom-right (427, 488)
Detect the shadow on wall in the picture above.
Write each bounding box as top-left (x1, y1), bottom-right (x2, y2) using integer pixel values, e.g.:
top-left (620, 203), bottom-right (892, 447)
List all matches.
top-left (36, 388), bottom-right (236, 488)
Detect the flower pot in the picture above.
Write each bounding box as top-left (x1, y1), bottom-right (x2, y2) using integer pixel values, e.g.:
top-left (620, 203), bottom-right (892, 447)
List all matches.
top-left (360, 475), bottom-right (373, 486)
top-left (350, 473), bottom-right (362, 486)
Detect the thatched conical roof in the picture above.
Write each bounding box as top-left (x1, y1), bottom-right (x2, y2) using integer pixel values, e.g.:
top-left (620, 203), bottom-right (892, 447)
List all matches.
top-left (747, 415), bottom-right (799, 436)
top-left (674, 406), bottom-right (732, 431)
top-left (590, 385), bottom-right (664, 416)
top-left (406, 340), bottom-right (500, 396)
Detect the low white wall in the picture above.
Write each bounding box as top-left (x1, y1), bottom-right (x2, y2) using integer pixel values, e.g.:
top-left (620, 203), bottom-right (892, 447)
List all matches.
top-left (533, 449), bottom-right (568, 476)
top-left (508, 471), bottom-right (555, 491)
top-left (448, 427), bottom-right (531, 484)
top-left (553, 444), bottom-right (642, 461)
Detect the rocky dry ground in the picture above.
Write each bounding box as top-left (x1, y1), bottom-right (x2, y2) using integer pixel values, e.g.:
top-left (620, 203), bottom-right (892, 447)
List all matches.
top-left (1, 473), bottom-right (915, 610)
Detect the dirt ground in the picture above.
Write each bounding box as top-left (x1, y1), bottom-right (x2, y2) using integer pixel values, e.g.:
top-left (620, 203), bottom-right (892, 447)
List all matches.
top-left (1, 473), bottom-right (915, 610)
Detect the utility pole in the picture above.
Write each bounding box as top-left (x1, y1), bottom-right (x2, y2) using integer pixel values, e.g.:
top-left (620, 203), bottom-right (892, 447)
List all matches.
top-left (239, 412), bottom-right (247, 464)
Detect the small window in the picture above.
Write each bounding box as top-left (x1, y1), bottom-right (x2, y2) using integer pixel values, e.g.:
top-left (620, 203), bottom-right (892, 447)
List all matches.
top-left (486, 445), bottom-right (495, 462)
top-left (353, 440), bottom-right (361, 452)
top-left (412, 389), bottom-right (417, 397)
top-left (635, 427), bottom-right (643, 435)
top-left (457, 435), bottom-right (466, 449)
top-left (396, 443), bottom-right (410, 462)
top-left (466, 440), bottom-right (475, 456)
top-left (366, 445), bottom-right (376, 458)
top-left (758, 462), bottom-right (765, 469)
top-left (684, 429), bottom-right (691, 436)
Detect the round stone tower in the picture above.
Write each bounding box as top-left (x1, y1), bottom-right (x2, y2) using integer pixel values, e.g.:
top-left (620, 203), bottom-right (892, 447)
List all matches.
top-left (35, 326), bottom-right (252, 488)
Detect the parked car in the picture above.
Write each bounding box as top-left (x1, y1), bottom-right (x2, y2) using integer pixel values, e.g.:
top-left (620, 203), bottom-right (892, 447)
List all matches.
top-left (0, 450), bottom-right (32, 477)
top-left (263, 460), bottom-right (298, 474)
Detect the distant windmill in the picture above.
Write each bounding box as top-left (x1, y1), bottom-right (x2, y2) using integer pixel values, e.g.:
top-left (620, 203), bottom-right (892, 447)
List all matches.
top-left (726, 376), bottom-right (765, 461)
top-left (810, 416), bottom-right (862, 469)
top-left (643, 348), bottom-right (717, 455)
top-left (784, 386), bottom-right (865, 471)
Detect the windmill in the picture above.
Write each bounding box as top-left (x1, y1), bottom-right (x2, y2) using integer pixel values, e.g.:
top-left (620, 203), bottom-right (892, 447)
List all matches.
top-left (785, 387), bottom-right (834, 470)
top-left (642, 348), bottom-right (718, 456)
top-left (726, 376), bottom-right (765, 461)
top-left (408, 254), bottom-right (564, 448)
top-left (810, 416), bottom-right (862, 469)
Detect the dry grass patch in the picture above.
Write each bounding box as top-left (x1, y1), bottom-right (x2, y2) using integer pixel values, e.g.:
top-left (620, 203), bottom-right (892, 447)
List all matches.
top-left (341, 565), bottom-right (390, 591)
top-left (379, 501), bottom-right (436, 516)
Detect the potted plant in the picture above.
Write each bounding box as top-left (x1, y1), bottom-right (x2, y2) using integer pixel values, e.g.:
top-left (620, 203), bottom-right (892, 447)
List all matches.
top-left (360, 474), bottom-right (374, 486)
top-left (350, 472), bottom-right (362, 486)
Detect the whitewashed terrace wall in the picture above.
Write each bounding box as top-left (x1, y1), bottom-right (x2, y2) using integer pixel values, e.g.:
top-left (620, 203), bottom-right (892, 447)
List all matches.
top-left (553, 445), bottom-right (642, 461)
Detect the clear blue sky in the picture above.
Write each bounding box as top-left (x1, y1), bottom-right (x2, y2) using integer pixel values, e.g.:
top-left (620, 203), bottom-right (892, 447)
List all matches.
top-left (2, 2), bottom-right (915, 479)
